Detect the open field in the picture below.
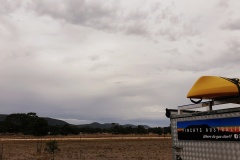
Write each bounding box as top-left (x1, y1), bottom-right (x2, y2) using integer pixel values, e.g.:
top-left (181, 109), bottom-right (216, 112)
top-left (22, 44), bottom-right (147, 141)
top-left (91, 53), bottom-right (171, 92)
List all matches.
top-left (0, 135), bottom-right (172, 160)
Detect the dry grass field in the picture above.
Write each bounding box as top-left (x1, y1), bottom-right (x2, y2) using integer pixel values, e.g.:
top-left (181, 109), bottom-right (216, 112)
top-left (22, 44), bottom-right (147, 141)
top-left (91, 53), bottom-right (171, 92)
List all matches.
top-left (0, 135), bottom-right (172, 160)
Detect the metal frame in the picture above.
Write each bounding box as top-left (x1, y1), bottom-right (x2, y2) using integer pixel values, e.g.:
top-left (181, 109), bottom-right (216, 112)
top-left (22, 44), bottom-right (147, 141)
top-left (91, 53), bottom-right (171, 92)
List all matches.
top-left (168, 96), bottom-right (240, 160)
top-left (178, 96), bottom-right (240, 115)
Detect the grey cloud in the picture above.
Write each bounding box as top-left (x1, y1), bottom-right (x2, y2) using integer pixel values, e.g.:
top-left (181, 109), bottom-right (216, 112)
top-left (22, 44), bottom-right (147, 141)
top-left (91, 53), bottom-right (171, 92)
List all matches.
top-left (31, 0), bottom-right (151, 36)
top-left (164, 48), bottom-right (180, 56)
top-left (42, 87), bottom-right (166, 127)
top-left (166, 57), bottom-right (224, 72)
top-left (124, 22), bottom-right (149, 36)
top-left (28, 0), bottom-right (196, 41)
top-left (217, 0), bottom-right (230, 11)
top-left (150, 2), bottom-right (162, 13)
top-left (157, 28), bottom-right (179, 41)
top-left (222, 19), bottom-right (240, 30)
top-left (0, 17), bottom-right (19, 42)
top-left (121, 9), bottom-right (150, 36)
top-left (89, 55), bottom-right (101, 61)
top-left (157, 23), bottom-right (198, 41)
top-left (2, 0), bottom-right (234, 127)
top-left (0, 54), bottom-right (168, 125)
top-left (196, 42), bottom-right (204, 48)
top-left (160, 6), bottom-right (181, 25)
top-left (189, 37), bottom-right (240, 71)
top-left (31, 0), bottom-right (118, 30)
top-left (125, 9), bottom-right (149, 22)
top-left (168, 37), bottom-right (240, 72)
top-left (217, 37), bottom-right (240, 63)
top-left (0, 0), bottom-right (22, 15)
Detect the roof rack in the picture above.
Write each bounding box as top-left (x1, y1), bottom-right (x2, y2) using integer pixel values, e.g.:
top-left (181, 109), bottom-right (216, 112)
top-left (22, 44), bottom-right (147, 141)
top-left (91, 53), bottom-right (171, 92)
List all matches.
top-left (178, 96), bottom-right (240, 115)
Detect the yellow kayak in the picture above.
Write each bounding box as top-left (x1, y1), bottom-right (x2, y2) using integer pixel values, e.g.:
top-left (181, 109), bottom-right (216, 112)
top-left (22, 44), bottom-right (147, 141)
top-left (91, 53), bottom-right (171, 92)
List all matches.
top-left (187, 76), bottom-right (240, 100)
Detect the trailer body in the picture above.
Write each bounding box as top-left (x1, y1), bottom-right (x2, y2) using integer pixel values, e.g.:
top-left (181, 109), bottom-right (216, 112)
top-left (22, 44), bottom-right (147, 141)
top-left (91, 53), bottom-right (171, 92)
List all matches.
top-left (167, 97), bottom-right (240, 160)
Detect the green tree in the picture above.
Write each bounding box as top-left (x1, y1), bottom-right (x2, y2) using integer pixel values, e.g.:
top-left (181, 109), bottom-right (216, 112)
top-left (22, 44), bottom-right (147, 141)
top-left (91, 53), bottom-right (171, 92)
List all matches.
top-left (27, 112), bottom-right (37, 117)
top-left (5, 113), bottom-right (26, 133)
top-left (3, 112), bottom-right (48, 135)
top-left (163, 126), bottom-right (171, 134)
top-left (30, 118), bottom-right (48, 136)
top-left (124, 126), bottom-right (133, 134)
top-left (148, 127), bottom-right (162, 135)
top-left (45, 140), bottom-right (60, 160)
top-left (137, 125), bottom-right (148, 134)
top-left (112, 125), bottom-right (122, 134)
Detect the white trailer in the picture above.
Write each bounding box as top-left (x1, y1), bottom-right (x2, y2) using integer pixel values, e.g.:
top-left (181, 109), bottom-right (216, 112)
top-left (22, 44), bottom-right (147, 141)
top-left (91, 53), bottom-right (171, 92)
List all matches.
top-left (166, 96), bottom-right (240, 160)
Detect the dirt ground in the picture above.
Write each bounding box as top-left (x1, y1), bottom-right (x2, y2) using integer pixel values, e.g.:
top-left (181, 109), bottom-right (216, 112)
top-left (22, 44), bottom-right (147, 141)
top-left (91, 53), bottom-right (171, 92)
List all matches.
top-left (0, 135), bottom-right (172, 160)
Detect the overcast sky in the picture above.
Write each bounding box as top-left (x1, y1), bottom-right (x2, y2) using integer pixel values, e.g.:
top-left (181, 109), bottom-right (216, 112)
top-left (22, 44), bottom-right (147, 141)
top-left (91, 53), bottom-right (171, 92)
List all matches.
top-left (1, 0), bottom-right (240, 127)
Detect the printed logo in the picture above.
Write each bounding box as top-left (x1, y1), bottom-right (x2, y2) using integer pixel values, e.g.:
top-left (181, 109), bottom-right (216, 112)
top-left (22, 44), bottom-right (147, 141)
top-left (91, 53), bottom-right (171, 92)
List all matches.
top-left (234, 134), bottom-right (239, 139)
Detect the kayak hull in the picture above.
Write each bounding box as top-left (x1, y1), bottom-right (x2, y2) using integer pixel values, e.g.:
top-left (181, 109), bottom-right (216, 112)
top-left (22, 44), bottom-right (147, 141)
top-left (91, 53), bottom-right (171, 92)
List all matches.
top-left (187, 76), bottom-right (239, 99)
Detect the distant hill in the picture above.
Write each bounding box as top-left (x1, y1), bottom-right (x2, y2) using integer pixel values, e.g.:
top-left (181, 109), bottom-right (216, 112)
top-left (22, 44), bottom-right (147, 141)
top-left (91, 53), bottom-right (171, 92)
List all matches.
top-left (0, 114), bottom-right (150, 128)
top-left (77, 122), bottom-right (150, 129)
top-left (43, 117), bottom-right (69, 126)
top-left (77, 122), bottom-right (115, 129)
top-left (0, 114), bottom-right (68, 126)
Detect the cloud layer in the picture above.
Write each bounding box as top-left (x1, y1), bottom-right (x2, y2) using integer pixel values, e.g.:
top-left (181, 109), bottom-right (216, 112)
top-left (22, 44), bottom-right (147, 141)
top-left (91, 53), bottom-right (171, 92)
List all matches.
top-left (0, 0), bottom-right (240, 127)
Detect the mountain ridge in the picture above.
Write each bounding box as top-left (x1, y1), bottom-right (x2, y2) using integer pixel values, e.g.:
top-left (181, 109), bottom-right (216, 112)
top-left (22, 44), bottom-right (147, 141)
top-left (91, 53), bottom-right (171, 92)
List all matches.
top-left (0, 114), bottom-right (150, 128)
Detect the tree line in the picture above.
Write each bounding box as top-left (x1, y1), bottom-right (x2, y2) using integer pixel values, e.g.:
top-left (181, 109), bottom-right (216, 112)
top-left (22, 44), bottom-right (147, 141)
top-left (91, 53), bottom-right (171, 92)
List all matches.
top-left (0, 112), bottom-right (170, 136)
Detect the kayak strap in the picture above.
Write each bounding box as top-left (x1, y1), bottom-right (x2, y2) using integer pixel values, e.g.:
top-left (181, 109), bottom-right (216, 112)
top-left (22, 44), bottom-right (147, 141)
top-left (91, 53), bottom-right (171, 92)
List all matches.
top-left (190, 98), bottom-right (202, 104)
top-left (165, 108), bottom-right (170, 118)
top-left (230, 78), bottom-right (240, 95)
top-left (221, 77), bottom-right (240, 95)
